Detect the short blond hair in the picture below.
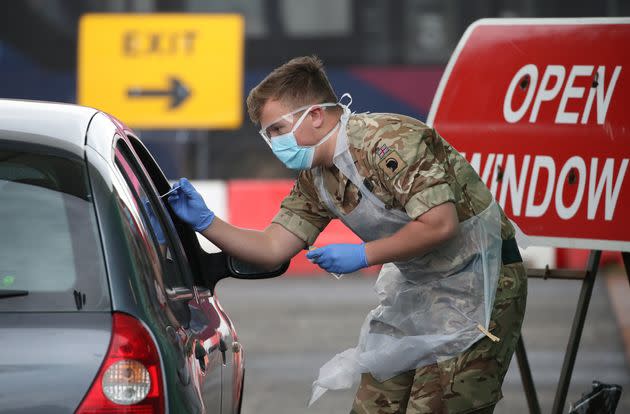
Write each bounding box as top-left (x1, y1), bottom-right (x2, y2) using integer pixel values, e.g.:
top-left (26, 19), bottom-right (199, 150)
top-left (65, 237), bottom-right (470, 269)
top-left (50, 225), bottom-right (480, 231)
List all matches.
top-left (246, 55), bottom-right (338, 124)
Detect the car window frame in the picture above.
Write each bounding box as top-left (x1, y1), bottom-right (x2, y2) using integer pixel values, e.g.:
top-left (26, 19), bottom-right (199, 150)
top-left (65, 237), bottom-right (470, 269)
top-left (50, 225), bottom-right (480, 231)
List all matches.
top-left (113, 139), bottom-right (195, 291)
top-left (124, 134), bottom-right (212, 295)
top-left (109, 166), bottom-right (197, 331)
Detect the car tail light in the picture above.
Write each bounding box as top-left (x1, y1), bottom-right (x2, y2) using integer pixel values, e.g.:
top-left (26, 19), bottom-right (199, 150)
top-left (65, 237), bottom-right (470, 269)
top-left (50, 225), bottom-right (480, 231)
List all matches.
top-left (76, 312), bottom-right (165, 413)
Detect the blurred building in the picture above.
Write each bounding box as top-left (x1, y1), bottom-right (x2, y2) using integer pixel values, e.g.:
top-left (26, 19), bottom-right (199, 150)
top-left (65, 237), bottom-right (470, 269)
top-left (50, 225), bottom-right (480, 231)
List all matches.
top-left (1, 0), bottom-right (628, 179)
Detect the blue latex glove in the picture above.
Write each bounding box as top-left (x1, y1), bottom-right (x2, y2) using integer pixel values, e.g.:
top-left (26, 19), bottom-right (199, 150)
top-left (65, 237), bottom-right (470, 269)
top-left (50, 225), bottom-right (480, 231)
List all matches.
top-left (306, 243), bottom-right (369, 274)
top-left (167, 178), bottom-right (215, 232)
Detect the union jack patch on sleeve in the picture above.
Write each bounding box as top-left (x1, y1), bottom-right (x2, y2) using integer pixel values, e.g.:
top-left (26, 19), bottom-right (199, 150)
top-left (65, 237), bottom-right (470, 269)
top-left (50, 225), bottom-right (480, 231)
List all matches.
top-left (376, 144), bottom-right (391, 159)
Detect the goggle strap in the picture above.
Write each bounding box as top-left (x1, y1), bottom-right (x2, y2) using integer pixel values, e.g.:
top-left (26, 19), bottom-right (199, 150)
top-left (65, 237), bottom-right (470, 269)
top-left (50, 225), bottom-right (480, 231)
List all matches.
top-left (290, 106), bottom-right (314, 133)
top-left (288, 102), bottom-right (338, 133)
top-left (338, 93), bottom-right (353, 107)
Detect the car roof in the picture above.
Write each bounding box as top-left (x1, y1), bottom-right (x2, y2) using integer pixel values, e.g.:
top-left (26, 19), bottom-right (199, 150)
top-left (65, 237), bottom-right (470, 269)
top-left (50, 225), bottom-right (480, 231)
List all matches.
top-left (0, 99), bottom-right (100, 157)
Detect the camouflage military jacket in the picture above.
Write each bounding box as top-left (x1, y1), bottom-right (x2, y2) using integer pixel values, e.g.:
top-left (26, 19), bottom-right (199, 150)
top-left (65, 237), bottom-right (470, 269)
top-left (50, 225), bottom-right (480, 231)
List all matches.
top-left (272, 113), bottom-right (515, 246)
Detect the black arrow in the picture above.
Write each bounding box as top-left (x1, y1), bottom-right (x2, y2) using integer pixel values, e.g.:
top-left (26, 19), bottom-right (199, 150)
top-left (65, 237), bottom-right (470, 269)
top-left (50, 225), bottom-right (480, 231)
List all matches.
top-left (127, 77), bottom-right (191, 109)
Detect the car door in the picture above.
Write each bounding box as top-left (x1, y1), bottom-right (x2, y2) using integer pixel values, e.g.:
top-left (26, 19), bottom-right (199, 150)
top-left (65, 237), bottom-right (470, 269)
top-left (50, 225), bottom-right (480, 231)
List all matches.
top-left (119, 134), bottom-right (235, 413)
top-left (113, 137), bottom-right (224, 413)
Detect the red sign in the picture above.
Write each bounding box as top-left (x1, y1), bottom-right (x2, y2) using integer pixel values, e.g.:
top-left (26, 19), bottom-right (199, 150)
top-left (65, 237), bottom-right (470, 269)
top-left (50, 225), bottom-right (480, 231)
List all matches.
top-left (428, 18), bottom-right (630, 251)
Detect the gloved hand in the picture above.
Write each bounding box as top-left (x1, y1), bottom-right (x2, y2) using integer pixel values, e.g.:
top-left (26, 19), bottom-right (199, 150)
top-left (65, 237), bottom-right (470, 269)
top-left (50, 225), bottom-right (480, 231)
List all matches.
top-left (306, 243), bottom-right (369, 274)
top-left (167, 177), bottom-right (215, 232)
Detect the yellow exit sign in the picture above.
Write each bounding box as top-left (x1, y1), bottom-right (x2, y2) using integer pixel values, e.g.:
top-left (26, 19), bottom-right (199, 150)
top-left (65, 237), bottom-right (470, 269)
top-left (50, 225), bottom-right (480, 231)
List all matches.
top-left (78, 14), bottom-right (244, 129)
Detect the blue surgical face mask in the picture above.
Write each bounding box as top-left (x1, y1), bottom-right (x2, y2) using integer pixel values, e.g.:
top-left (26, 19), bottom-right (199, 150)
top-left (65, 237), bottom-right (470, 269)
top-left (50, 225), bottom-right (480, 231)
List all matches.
top-left (270, 134), bottom-right (316, 170)
top-left (267, 103), bottom-right (339, 170)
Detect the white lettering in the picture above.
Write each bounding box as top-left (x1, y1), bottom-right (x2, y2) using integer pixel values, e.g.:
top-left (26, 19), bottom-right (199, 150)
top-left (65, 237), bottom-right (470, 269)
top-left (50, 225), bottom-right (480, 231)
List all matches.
top-left (465, 153), bottom-right (628, 222)
top-left (555, 156), bottom-right (587, 219)
top-left (580, 66), bottom-right (621, 125)
top-left (555, 66), bottom-right (593, 124)
top-left (467, 152), bottom-right (481, 174)
top-left (505, 64), bottom-right (622, 125)
top-left (588, 158), bottom-right (629, 220)
top-left (499, 155), bottom-right (531, 216)
top-left (529, 65), bottom-right (565, 123)
top-left (595, 66), bottom-right (621, 124)
top-left (480, 153), bottom-right (495, 183)
top-left (525, 156), bottom-right (556, 217)
top-left (504, 64), bottom-right (539, 123)
top-left (490, 154), bottom-right (504, 198)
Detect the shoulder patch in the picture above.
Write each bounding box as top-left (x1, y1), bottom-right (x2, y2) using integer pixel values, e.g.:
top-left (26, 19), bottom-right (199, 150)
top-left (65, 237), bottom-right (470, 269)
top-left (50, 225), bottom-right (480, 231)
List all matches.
top-left (378, 150), bottom-right (407, 179)
top-left (375, 143), bottom-right (392, 159)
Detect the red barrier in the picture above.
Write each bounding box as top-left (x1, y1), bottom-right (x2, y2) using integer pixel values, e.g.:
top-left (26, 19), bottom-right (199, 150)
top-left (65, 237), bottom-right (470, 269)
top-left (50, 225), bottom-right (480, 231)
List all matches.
top-left (228, 180), bottom-right (380, 276)
top-left (556, 248), bottom-right (623, 269)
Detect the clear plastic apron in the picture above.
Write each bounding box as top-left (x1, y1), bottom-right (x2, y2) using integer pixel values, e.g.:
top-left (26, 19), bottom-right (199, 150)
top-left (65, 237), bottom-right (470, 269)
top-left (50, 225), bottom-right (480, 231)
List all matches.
top-left (309, 107), bottom-right (503, 405)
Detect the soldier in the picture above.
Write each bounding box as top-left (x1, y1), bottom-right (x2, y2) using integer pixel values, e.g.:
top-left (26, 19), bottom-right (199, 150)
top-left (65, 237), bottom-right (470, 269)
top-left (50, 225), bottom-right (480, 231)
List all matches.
top-left (167, 55), bottom-right (527, 414)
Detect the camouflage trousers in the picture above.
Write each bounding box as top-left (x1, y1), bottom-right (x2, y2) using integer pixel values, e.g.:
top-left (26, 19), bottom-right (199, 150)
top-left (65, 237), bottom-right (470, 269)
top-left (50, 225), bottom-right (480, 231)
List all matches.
top-left (350, 261), bottom-right (527, 414)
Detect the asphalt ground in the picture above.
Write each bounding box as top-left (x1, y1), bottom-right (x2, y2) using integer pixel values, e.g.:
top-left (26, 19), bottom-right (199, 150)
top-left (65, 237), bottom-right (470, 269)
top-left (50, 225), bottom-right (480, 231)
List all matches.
top-left (217, 268), bottom-right (630, 414)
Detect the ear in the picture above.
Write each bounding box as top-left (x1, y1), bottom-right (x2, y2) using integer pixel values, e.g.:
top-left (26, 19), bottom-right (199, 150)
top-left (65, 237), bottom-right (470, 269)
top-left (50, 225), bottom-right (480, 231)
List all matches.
top-left (309, 106), bottom-right (326, 128)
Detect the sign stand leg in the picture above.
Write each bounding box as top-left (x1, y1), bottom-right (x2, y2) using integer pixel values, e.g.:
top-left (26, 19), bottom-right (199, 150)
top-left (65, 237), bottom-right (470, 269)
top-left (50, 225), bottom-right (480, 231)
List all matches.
top-left (551, 250), bottom-right (602, 414)
top-left (622, 251), bottom-right (630, 285)
top-left (516, 335), bottom-right (541, 414)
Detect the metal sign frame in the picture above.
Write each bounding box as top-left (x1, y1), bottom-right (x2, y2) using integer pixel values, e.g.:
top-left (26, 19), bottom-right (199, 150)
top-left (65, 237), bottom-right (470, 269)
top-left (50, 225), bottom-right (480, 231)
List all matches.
top-left (517, 252), bottom-right (630, 414)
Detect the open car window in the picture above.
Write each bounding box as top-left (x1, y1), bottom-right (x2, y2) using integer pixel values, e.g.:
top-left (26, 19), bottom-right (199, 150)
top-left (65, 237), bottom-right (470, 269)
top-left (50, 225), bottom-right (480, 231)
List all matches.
top-left (114, 142), bottom-right (193, 292)
top-left (125, 135), bottom-right (206, 284)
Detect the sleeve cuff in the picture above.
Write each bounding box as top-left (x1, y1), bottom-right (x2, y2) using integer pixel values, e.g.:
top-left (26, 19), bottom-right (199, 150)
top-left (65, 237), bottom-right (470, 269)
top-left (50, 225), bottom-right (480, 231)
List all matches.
top-left (271, 208), bottom-right (322, 246)
top-left (404, 183), bottom-right (455, 219)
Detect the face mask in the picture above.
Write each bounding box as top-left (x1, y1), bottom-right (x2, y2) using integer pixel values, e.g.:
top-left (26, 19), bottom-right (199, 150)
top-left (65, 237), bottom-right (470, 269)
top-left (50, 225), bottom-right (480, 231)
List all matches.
top-left (267, 103), bottom-right (339, 170)
top-left (271, 123), bottom-right (340, 170)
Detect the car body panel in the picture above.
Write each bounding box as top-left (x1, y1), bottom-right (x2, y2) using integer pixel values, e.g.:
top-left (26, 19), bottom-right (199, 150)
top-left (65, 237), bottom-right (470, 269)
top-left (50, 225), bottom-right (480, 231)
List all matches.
top-left (0, 313), bottom-right (111, 413)
top-left (115, 132), bottom-right (233, 413)
top-left (210, 291), bottom-right (243, 414)
top-left (87, 132), bottom-right (220, 413)
top-left (86, 111), bottom-right (117, 164)
top-left (0, 99), bottom-right (96, 158)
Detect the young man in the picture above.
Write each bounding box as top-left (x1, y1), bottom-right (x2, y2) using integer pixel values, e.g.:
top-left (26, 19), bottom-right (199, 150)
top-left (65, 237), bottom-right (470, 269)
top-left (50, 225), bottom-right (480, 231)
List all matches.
top-left (168, 56), bottom-right (527, 413)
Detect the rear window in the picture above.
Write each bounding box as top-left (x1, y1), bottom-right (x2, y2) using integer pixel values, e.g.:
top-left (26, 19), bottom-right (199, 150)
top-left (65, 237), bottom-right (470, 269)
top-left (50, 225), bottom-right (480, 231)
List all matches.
top-left (0, 148), bottom-right (110, 312)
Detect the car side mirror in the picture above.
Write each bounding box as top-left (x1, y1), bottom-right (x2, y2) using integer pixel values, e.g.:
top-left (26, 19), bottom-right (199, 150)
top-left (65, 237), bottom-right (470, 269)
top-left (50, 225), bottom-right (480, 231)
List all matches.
top-left (227, 256), bottom-right (289, 280)
top-left (197, 251), bottom-right (289, 291)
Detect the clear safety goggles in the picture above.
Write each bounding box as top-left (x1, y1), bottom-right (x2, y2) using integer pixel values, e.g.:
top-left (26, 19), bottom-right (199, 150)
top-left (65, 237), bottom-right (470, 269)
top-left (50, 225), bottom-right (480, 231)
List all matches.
top-left (258, 103), bottom-right (338, 147)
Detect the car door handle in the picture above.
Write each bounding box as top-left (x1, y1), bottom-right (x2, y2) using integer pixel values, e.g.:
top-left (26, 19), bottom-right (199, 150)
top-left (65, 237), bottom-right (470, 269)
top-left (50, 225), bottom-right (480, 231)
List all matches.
top-left (206, 338), bottom-right (228, 365)
top-left (194, 342), bottom-right (207, 372)
top-left (219, 338), bottom-right (227, 365)
top-left (209, 338), bottom-right (228, 365)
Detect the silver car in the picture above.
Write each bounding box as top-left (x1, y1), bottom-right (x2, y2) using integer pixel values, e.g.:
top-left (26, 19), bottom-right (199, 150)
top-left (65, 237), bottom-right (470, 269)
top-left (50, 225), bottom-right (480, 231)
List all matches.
top-left (0, 99), bottom-right (287, 413)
